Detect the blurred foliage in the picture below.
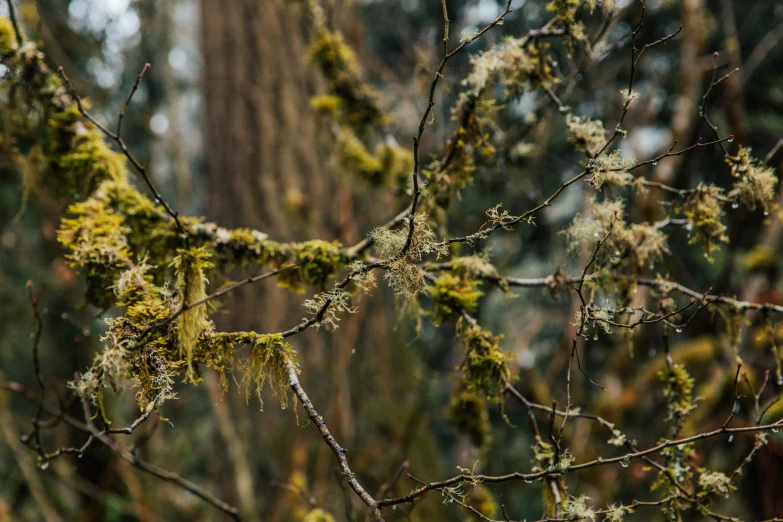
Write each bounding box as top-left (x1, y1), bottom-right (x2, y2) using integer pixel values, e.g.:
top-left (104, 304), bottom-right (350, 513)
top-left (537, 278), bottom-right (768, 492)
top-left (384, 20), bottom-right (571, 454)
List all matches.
top-left (2, 0), bottom-right (783, 521)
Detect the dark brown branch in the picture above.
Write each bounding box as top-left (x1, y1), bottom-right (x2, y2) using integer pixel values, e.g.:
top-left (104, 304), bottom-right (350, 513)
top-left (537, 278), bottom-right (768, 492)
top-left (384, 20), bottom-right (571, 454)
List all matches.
top-left (286, 361), bottom-right (383, 521)
top-left (25, 281), bottom-right (46, 462)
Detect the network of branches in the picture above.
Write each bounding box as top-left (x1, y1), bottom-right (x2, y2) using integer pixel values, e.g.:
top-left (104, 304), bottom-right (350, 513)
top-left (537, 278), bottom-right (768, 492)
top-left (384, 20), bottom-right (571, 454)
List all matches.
top-left (1, 0), bottom-right (783, 521)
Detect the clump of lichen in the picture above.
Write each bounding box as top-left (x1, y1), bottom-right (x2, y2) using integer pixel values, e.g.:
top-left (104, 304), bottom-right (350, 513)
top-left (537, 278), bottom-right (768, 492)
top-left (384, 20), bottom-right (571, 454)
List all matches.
top-left (727, 147), bottom-right (778, 213)
top-left (303, 286), bottom-right (356, 330)
top-left (698, 471), bottom-right (734, 499)
top-left (562, 198), bottom-right (669, 273)
top-left (448, 391), bottom-right (491, 447)
top-left (448, 253), bottom-right (499, 279)
top-left (588, 150), bottom-right (635, 189)
top-left (680, 183), bottom-right (728, 262)
top-left (464, 38), bottom-right (558, 99)
top-left (370, 213), bottom-right (447, 301)
top-left (562, 495), bottom-right (596, 521)
top-left (238, 333), bottom-right (298, 409)
top-left (566, 114), bottom-right (606, 157)
top-left (604, 504), bottom-right (629, 522)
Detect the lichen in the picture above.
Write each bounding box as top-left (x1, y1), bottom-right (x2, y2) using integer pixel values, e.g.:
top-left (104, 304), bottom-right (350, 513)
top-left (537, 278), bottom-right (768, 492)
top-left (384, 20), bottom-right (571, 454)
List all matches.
top-left (727, 147), bottom-right (778, 213)
top-left (172, 247), bottom-right (214, 381)
top-left (680, 183), bottom-right (728, 262)
top-left (237, 333), bottom-right (298, 409)
top-left (464, 38), bottom-right (558, 98)
top-left (562, 198), bottom-right (669, 273)
top-left (562, 495), bottom-right (596, 521)
top-left (566, 114), bottom-right (606, 157)
top-left (371, 213), bottom-right (447, 301)
top-left (588, 150), bottom-right (635, 189)
top-left (604, 504), bottom-right (629, 522)
top-left (698, 471), bottom-right (733, 498)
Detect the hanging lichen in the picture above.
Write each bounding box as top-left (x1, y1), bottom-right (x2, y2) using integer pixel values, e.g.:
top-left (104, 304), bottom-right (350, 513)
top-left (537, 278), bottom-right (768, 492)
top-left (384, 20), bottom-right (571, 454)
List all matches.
top-left (237, 334), bottom-right (299, 409)
top-left (680, 183), bottom-right (729, 263)
top-left (172, 247), bottom-right (214, 382)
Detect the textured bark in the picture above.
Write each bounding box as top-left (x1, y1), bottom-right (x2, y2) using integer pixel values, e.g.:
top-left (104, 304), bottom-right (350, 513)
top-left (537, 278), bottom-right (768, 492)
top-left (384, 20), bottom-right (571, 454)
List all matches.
top-left (200, 0), bottom-right (337, 240)
top-left (655, 0), bottom-right (708, 184)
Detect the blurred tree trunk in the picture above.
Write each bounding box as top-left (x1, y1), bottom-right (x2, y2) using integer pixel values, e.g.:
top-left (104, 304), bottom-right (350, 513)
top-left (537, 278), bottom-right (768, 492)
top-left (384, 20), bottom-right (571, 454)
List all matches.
top-left (200, 0), bottom-right (338, 241)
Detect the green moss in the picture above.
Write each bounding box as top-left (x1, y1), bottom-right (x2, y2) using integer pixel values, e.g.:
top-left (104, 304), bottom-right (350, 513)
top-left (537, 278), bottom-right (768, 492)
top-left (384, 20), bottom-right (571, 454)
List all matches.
top-left (546, 0), bottom-right (581, 24)
top-left (277, 239), bottom-right (345, 290)
top-left (743, 246), bottom-right (776, 272)
top-left (0, 17), bottom-right (18, 56)
top-left (658, 363), bottom-right (696, 436)
top-left (310, 95), bottom-right (342, 117)
top-left (307, 29), bottom-right (358, 73)
top-left (459, 326), bottom-right (512, 400)
top-left (302, 509), bottom-right (336, 522)
top-left (448, 391), bottom-right (491, 447)
top-left (57, 193), bottom-right (133, 307)
top-left (338, 130), bottom-right (413, 187)
top-left (462, 485), bottom-right (498, 521)
top-left (340, 131), bottom-right (383, 180)
top-left (429, 273), bottom-right (484, 326)
top-left (306, 28), bottom-right (383, 131)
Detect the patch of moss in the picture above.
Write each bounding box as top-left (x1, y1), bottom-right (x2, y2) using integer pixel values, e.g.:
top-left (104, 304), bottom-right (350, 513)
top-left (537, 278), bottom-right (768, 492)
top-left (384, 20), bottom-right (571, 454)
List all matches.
top-left (448, 391), bottom-right (491, 447)
top-left (429, 273), bottom-right (484, 326)
top-left (459, 326), bottom-right (512, 400)
top-left (57, 193), bottom-right (133, 307)
top-left (0, 17), bottom-right (18, 56)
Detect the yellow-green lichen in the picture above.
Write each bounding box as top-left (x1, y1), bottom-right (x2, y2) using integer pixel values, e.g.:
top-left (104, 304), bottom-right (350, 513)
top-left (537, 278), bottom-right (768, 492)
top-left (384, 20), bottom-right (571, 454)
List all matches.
top-left (680, 183), bottom-right (728, 263)
top-left (172, 247), bottom-right (214, 382)
top-left (237, 333), bottom-right (298, 409)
